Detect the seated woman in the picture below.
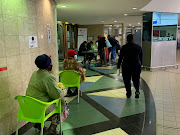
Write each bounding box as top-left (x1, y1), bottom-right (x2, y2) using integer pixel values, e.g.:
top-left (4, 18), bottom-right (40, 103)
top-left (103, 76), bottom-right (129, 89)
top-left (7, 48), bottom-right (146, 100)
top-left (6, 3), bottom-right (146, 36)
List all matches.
top-left (26, 54), bottom-right (69, 135)
top-left (63, 50), bottom-right (86, 96)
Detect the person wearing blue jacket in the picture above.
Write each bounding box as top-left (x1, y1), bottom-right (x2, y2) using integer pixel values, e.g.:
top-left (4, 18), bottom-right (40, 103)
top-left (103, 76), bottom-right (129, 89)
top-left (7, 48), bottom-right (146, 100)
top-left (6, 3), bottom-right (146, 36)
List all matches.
top-left (117, 34), bottom-right (143, 99)
top-left (108, 35), bottom-right (119, 60)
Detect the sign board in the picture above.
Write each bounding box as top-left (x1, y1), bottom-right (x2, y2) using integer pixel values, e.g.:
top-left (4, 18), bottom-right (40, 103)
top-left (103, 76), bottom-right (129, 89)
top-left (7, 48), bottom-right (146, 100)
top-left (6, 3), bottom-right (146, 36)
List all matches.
top-left (78, 28), bottom-right (87, 48)
top-left (29, 36), bottom-right (38, 48)
top-left (47, 24), bottom-right (51, 44)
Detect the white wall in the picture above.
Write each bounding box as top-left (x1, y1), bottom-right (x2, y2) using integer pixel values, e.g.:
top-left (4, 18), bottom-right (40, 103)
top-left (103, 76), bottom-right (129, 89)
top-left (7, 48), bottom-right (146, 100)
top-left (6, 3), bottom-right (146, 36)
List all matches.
top-left (151, 41), bottom-right (177, 67)
top-left (141, 0), bottom-right (180, 13)
top-left (0, 0), bottom-right (58, 134)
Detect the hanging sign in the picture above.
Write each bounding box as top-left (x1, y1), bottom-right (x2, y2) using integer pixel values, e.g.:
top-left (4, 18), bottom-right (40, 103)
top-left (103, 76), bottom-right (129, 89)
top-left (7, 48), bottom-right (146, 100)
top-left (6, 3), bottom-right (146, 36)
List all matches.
top-left (47, 24), bottom-right (51, 44)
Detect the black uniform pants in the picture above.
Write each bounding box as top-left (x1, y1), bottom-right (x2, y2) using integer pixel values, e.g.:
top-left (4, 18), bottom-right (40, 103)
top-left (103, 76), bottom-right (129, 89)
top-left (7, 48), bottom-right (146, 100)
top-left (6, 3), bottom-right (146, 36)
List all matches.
top-left (122, 69), bottom-right (140, 95)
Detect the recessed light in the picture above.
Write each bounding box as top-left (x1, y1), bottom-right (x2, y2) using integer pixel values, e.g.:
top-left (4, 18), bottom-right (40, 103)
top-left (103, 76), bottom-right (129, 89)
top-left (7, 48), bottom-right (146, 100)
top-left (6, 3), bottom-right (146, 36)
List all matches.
top-left (138, 22), bottom-right (141, 25)
top-left (114, 21), bottom-right (117, 23)
top-left (129, 24), bottom-right (132, 26)
top-left (62, 6), bottom-right (67, 8)
top-left (132, 7), bottom-right (137, 10)
top-left (124, 14), bottom-right (128, 16)
top-left (110, 25), bottom-right (112, 26)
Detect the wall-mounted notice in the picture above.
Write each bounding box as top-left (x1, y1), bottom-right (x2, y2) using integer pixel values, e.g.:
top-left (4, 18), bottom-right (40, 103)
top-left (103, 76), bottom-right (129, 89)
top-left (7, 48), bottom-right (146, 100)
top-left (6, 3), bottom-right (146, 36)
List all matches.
top-left (47, 24), bottom-right (51, 44)
top-left (29, 36), bottom-right (38, 48)
top-left (78, 28), bottom-right (87, 48)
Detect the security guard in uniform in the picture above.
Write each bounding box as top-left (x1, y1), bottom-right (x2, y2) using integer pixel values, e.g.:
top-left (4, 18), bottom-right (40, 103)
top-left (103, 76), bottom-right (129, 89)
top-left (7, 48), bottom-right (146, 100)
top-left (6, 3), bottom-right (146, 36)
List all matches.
top-left (117, 34), bottom-right (143, 99)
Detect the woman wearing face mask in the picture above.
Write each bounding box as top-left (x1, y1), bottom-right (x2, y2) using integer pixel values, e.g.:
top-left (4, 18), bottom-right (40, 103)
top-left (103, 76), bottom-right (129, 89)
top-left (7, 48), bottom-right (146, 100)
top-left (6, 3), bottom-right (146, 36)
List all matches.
top-left (63, 50), bottom-right (86, 97)
top-left (26, 54), bottom-right (69, 134)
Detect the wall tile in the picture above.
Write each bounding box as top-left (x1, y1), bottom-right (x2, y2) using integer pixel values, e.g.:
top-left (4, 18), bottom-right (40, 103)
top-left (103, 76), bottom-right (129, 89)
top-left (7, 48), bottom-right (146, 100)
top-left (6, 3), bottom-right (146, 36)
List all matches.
top-left (22, 71), bottom-right (32, 91)
top-left (8, 74), bottom-right (23, 98)
top-left (0, 115), bottom-right (12, 135)
top-left (5, 36), bottom-right (20, 57)
top-left (28, 21), bottom-right (38, 36)
top-left (21, 54), bottom-right (32, 73)
top-left (0, 0), bottom-right (2, 15)
top-left (20, 0), bottom-right (28, 18)
top-left (3, 15), bottom-right (19, 35)
top-left (0, 15), bottom-right (3, 35)
top-left (31, 52), bottom-right (40, 71)
top-left (0, 77), bottom-right (9, 101)
top-left (28, 0), bottom-right (37, 19)
top-left (2, 0), bottom-right (22, 16)
top-left (0, 97), bottom-right (12, 120)
top-left (11, 111), bottom-right (27, 133)
top-left (7, 56), bottom-right (21, 76)
top-left (0, 35), bottom-right (5, 58)
top-left (18, 17), bottom-right (29, 36)
top-left (19, 36), bottom-right (30, 55)
top-left (0, 58), bottom-right (7, 78)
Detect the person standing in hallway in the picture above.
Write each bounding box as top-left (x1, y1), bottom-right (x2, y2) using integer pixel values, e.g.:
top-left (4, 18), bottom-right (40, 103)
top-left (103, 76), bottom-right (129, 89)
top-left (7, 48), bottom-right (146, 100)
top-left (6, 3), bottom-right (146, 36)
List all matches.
top-left (117, 34), bottom-right (143, 99)
top-left (96, 36), bottom-right (107, 65)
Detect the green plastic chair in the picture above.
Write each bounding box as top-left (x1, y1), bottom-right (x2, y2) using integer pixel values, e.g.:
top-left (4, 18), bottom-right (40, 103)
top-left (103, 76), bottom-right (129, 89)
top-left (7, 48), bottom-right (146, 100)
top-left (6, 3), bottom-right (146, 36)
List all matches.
top-left (14, 95), bottom-right (62, 135)
top-left (59, 70), bottom-right (82, 103)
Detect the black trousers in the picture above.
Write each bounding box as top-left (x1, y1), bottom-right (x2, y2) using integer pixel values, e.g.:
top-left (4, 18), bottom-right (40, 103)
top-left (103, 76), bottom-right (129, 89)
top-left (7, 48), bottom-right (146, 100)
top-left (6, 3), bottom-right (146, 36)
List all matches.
top-left (122, 69), bottom-right (140, 95)
top-left (83, 53), bottom-right (94, 63)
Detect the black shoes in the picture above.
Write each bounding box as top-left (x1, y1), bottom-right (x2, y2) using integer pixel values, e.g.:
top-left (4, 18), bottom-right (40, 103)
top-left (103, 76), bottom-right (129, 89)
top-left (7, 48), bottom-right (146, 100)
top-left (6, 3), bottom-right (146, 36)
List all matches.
top-left (66, 88), bottom-right (78, 97)
top-left (135, 92), bottom-right (140, 99)
top-left (126, 93), bottom-right (132, 99)
top-left (126, 92), bottom-right (140, 99)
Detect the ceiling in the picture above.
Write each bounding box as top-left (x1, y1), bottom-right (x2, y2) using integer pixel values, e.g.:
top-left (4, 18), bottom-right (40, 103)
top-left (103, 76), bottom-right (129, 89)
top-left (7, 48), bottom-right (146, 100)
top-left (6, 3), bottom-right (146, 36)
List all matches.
top-left (55, 0), bottom-right (152, 25)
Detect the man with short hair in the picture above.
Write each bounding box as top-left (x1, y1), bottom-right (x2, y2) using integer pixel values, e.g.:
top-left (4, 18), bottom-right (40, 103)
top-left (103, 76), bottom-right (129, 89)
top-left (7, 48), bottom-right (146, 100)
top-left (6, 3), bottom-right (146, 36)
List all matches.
top-left (117, 34), bottom-right (143, 99)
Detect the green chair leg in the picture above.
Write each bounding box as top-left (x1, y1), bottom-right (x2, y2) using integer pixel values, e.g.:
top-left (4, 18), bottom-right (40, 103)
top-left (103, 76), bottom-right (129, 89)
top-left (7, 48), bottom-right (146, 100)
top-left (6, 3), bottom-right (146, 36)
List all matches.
top-left (16, 122), bottom-right (19, 135)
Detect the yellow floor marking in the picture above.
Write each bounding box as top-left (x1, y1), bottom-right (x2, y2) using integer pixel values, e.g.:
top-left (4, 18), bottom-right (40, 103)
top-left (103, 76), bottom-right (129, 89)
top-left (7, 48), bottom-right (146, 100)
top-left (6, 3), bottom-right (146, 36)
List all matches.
top-left (85, 75), bottom-right (103, 82)
top-left (93, 128), bottom-right (129, 135)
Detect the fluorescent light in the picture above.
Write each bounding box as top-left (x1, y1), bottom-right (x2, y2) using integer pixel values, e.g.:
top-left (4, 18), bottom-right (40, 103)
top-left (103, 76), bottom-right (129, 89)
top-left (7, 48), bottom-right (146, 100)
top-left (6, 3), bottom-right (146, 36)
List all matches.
top-left (124, 14), bottom-right (128, 16)
top-left (114, 21), bottom-right (117, 22)
top-left (62, 6), bottom-right (67, 7)
top-left (132, 7), bottom-right (137, 10)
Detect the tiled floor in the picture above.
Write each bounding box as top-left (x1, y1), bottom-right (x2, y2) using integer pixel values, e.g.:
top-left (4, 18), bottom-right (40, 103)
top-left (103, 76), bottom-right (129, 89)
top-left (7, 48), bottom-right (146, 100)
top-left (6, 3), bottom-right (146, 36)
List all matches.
top-left (141, 50), bottom-right (180, 135)
top-left (14, 58), bottom-right (158, 135)
top-left (93, 128), bottom-right (129, 135)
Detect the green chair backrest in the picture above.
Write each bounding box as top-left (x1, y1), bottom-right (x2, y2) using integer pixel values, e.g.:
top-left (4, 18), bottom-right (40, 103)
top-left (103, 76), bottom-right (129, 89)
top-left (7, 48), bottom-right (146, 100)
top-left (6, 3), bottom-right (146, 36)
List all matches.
top-left (15, 95), bottom-right (47, 122)
top-left (59, 70), bottom-right (81, 88)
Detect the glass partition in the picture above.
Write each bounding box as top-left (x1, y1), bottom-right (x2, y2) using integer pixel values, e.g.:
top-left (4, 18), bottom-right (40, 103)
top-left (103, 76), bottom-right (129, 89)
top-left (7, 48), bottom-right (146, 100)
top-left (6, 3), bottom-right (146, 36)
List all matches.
top-left (142, 13), bottom-right (153, 42)
top-left (153, 12), bottom-right (178, 42)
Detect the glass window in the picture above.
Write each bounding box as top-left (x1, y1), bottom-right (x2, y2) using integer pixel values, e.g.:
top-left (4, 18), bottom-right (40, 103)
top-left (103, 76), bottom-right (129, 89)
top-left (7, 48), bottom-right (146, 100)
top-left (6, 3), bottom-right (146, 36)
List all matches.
top-left (153, 12), bottom-right (178, 42)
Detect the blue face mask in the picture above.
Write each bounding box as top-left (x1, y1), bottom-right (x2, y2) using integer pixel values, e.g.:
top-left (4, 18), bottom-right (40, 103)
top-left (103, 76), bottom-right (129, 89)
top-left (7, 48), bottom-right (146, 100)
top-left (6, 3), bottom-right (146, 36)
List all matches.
top-left (74, 55), bottom-right (77, 60)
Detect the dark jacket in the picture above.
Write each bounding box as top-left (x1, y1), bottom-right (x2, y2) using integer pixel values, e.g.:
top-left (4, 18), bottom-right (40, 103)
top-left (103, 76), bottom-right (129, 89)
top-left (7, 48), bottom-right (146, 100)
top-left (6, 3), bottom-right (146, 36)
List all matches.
top-left (97, 38), bottom-right (106, 51)
top-left (87, 43), bottom-right (92, 50)
top-left (108, 37), bottom-right (118, 47)
top-left (117, 42), bottom-right (143, 72)
top-left (79, 43), bottom-right (87, 56)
